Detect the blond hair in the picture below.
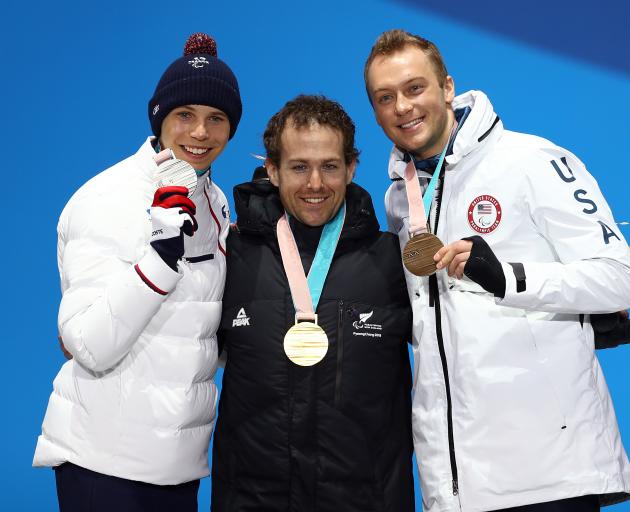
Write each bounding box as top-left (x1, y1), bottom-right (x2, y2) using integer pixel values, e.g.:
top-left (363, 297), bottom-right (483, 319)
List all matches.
top-left (364, 29), bottom-right (448, 92)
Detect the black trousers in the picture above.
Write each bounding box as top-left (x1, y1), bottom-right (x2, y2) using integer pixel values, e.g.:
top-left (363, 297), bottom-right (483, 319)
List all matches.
top-left (54, 462), bottom-right (199, 512)
top-left (495, 494), bottom-right (599, 512)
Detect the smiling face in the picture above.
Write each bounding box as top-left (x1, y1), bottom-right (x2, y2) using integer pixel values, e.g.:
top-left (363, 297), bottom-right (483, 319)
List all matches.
top-left (266, 121), bottom-right (356, 227)
top-left (159, 104), bottom-right (230, 170)
top-left (367, 45), bottom-right (455, 159)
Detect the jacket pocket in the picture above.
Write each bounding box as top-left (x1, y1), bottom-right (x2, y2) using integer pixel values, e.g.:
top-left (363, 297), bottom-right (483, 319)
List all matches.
top-left (517, 310), bottom-right (570, 429)
top-left (447, 290), bottom-right (568, 432)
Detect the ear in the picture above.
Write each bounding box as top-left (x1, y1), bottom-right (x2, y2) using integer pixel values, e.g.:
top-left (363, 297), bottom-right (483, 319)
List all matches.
top-left (346, 159), bottom-right (357, 184)
top-left (444, 75), bottom-right (455, 106)
top-left (265, 158), bottom-right (280, 187)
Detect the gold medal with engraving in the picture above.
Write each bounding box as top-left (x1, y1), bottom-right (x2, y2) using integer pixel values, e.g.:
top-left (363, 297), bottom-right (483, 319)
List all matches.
top-left (402, 232), bottom-right (444, 276)
top-left (283, 315), bottom-right (329, 366)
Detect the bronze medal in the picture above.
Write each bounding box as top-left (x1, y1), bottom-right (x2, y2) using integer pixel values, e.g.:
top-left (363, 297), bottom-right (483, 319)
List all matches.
top-left (283, 320), bottom-right (329, 366)
top-left (402, 232), bottom-right (444, 276)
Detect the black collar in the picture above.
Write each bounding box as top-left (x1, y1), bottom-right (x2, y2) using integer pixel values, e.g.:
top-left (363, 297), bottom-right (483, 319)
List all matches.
top-left (232, 181), bottom-right (380, 241)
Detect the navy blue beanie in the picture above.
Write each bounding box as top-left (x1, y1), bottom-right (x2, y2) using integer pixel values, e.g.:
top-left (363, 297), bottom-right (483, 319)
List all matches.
top-left (148, 33), bottom-right (242, 140)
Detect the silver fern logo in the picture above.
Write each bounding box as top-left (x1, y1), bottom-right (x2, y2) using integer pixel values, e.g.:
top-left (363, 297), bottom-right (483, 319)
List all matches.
top-left (352, 310), bottom-right (382, 338)
top-left (353, 311), bottom-right (373, 328)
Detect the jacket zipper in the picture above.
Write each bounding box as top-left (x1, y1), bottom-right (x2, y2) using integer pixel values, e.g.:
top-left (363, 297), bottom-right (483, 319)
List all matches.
top-left (334, 300), bottom-right (344, 407)
top-left (428, 170), bottom-right (459, 496)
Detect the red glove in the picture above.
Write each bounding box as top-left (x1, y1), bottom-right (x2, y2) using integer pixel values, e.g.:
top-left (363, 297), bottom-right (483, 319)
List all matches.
top-left (150, 186), bottom-right (198, 270)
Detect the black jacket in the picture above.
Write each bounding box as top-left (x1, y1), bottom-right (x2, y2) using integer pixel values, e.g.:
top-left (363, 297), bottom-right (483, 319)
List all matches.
top-left (211, 181), bottom-right (414, 512)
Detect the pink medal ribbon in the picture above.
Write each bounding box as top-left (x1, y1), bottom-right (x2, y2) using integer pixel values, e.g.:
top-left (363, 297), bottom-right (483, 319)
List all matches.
top-left (276, 214), bottom-right (316, 322)
top-left (153, 148), bottom-right (175, 166)
top-left (403, 121), bottom-right (457, 235)
top-left (404, 160), bottom-right (428, 236)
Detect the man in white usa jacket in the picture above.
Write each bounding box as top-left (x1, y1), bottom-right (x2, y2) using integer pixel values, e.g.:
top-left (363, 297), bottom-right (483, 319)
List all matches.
top-left (365, 29), bottom-right (630, 512)
top-left (33, 33), bottom-right (241, 512)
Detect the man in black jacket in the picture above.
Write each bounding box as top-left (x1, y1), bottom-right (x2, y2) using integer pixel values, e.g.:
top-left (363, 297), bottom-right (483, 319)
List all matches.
top-left (211, 95), bottom-right (415, 512)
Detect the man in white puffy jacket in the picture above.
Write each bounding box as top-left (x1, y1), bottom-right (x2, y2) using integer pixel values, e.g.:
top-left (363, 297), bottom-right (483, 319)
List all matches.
top-left (365, 29), bottom-right (630, 512)
top-left (33, 33), bottom-right (241, 512)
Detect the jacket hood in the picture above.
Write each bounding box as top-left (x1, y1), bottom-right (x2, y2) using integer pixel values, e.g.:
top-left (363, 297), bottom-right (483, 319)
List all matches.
top-left (387, 90), bottom-right (503, 180)
top-left (233, 180), bottom-right (380, 240)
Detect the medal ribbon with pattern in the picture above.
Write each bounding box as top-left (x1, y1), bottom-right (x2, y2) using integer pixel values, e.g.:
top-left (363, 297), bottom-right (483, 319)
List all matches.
top-left (276, 203), bottom-right (346, 366)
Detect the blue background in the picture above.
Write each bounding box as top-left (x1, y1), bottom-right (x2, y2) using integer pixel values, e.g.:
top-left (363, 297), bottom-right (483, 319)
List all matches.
top-left (3, 0), bottom-right (629, 510)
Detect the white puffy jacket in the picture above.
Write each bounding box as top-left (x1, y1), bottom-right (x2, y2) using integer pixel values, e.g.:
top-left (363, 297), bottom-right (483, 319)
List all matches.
top-left (386, 91), bottom-right (630, 511)
top-left (33, 138), bottom-right (229, 485)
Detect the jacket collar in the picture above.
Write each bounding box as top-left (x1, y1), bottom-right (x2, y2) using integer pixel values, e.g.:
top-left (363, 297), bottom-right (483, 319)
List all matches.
top-left (232, 180), bottom-right (380, 241)
top-left (387, 90), bottom-right (503, 180)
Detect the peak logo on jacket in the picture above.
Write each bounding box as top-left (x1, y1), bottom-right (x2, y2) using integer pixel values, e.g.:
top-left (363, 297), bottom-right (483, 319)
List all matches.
top-left (468, 195), bottom-right (502, 234)
top-left (352, 310), bottom-right (382, 339)
top-left (232, 308), bottom-right (250, 327)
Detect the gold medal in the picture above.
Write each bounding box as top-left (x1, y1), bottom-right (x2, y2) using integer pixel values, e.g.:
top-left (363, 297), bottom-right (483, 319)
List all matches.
top-left (283, 316), bottom-right (329, 366)
top-left (402, 232), bottom-right (444, 276)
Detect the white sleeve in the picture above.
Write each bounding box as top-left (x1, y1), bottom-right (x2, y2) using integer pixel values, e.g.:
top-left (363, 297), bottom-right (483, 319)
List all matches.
top-left (57, 201), bottom-right (182, 372)
top-left (497, 147), bottom-right (630, 313)
top-left (385, 182), bottom-right (406, 234)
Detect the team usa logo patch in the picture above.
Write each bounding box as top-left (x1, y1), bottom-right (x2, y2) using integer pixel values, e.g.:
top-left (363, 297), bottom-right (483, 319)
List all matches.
top-left (468, 195), bottom-right (502, 234)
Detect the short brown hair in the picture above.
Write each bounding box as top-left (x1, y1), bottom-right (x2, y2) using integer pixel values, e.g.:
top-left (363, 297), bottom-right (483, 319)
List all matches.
top-left (263, 95), bottom-right (360, 166)
top-left (364, 29), bottom-right (448, 92)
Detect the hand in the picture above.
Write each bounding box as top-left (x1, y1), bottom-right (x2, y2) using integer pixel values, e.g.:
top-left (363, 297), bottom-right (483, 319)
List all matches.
top-left (150, 186), bottom-right (198, 271)
top-left (58, 335), bottom-right (72, 360)
top-left (434, 240), bottom-right (473, 278)
top-left (592, 311), bottom-right (630, 349)
top-left (435, 236), bottom-right (506, 297)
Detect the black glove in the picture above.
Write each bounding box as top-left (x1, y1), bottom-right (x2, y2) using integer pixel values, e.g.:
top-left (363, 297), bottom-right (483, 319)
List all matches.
top-left (592, 312), bottom-right (630, 349)
top-left (462, 236), bottom-right (506, 298)
top-left (150, 186), bottom-right (198, 271)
